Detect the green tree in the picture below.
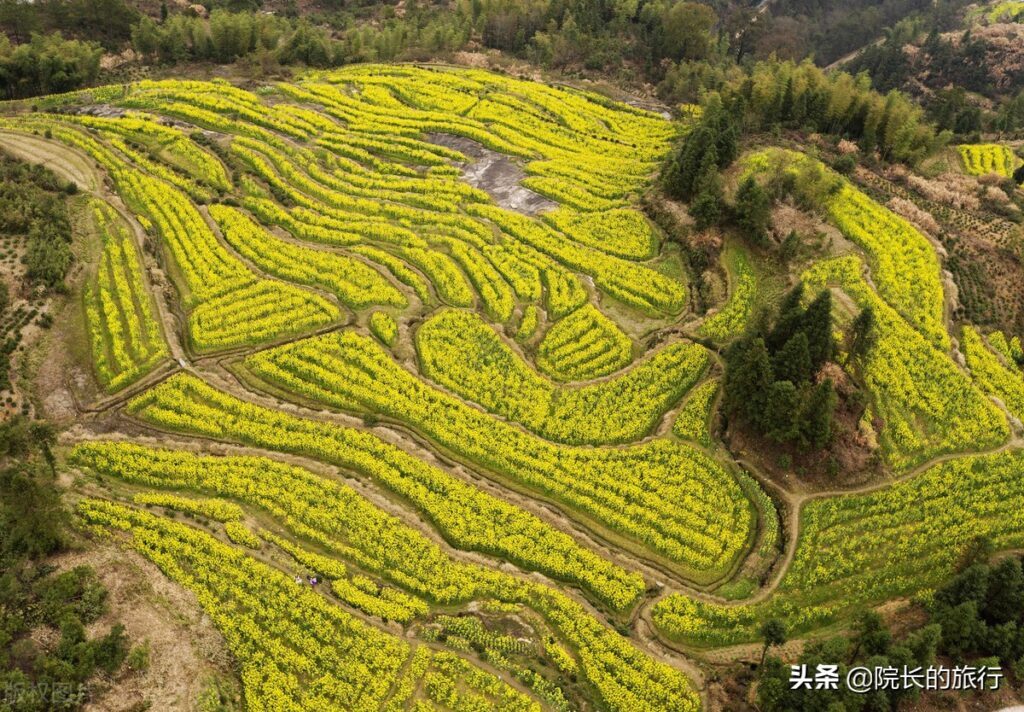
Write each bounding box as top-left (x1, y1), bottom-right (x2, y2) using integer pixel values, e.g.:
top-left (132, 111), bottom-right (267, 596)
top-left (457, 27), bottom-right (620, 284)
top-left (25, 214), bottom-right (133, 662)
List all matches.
top-left (799, 379), bottom-right (836, 449)
top-left (734, 175), bottom-right (772, 246)
top-left (934, 600), bottom-right (984, 657)
top-left (661, 1), bottom-right (716, 61)
top-left (772, 332), bottom-right (812, 384)
top-left (983, 557), bottom-right (1024, 625)
top-left (724, 337), bottom-right (773, 421)
top-left (767, 283), bottom-right (805, 352)
top-left (131, 15), bottom-right (160, 59)
top-left (661, 93), bottom-right (738, 201)
top-left (764, 380), bottom-right (799, 442)
top-left (780, 229), bottom-right (800, 262)
top-left (760, 619), bottom-right (787, 666)
top-left (689, 150), bottom-right (724, 230)
top-left (852, 611), bottom-right (892, 658)
top-left (801, 289), bottom-right (834, 369)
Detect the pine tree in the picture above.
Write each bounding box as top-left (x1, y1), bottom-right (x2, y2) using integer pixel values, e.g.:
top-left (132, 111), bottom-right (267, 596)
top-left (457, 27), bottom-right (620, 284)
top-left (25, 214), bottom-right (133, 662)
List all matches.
top-left (689, 144), bottom-right (723, 229)
top-left (801, 290), bottom-right (834, 369)
top-left (764, 380), bottom-right (799, 442)
top-left (780, 77), bottom-right (795, 125)
top-left (663, 124), bottom-right (712, 200)
top-left (715, 95), bottom-right (741, 164)
top-left (724, 338), bottom-right (773, 421)
top-left (800, 379), bottom-right (836, 449)
top-left (767, 283), bottom-right (805, 352)
top-left (982, 557), bottom-right (1024, 625)
top-left (773, 332), bottom-right (813, 384)
top-left (734, 174), bottom-right (772, 245)
top-left (780, 229), bottom-right (800, 262)
top-left (661, 92), bottom-right (739, 201)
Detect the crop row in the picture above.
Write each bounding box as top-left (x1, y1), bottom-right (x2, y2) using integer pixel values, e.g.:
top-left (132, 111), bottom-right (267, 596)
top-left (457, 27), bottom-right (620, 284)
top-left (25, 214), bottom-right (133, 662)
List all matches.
top-left (827, 183), bottom-right (949, 349)
top-left (960, 326), bottom-right (1024, 421)
top-left (698, 246), bottom-right (757, 341)
top-left (536, 304), bottom-right (633, 381)
top-left (132, 491), bottom-right (243, 522)
top-left (123, 373), bottom-right (644, 609)
top-left (51, 111), bottom-right (231, 192)
top-left (672, 379), bottom-right (720, 448)
top-left (469, 204), bottom-right (687, 316)
top-left (77, 498), bottom-right (539, 712)
top-left (231, 135), bottom-right (661, 319)
top-left (100, 74), bottom-right (682, 322)
top-left (958, 143), bottom-right (1022, 178)
top-left (0, 118), bottom-right (341, 351)
top-left (245, 330), bottom-right (752, 579)
top-left (802, 256), bottom-right (1007, 470)
top-left (989, 330), bottom-right (1024, 363)
top-left (73, 441), bottom-right (699, 711)
top-left (443, 239), bottom-right (517, 322)
top-left (209, 205), bottom-right (406, 310)
top-left (653, 449), bottom-right (1024, 647)
top-left (83, 201), bottom-right (168, 391)
top-left (543, 207), bottom-right (658, 260)
top-left (416, 309), bottom-right (708, 445)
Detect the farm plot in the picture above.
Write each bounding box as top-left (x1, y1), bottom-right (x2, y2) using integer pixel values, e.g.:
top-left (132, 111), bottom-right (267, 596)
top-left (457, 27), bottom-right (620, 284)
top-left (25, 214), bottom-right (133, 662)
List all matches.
top-left (958, 143), bottom-right (1023, 178)
top-left (3, 64), bottom-right (757, 710)
top-left (653, 449), bottom-right (1024, 647)
top-left (124, 373), bottom-right (646, 610)
top-left (0, 116), bottom-right (341, 351)
top-left (698, 246), bottom-right (757, 341)
top-left (961, 325), bottom-right (1024, 420)
top-left (243, 330), bottom-right (752, 581)
top-left (673, 379), bottom-right (720, 448)
top-left (801, 256), bottom-right (1007, 470)
top-left (536, 304), bottom-right (634, 381)
top-left (747, 149), bottom-right (949, 349)
top-left (83, 200), bottom-right (168, 391)
top-left (77, 499), bottom-right (541, 712)
top-left (73, 441), bottom-right (700, 712)
top-left (415, 309), bottom-right (709, 445)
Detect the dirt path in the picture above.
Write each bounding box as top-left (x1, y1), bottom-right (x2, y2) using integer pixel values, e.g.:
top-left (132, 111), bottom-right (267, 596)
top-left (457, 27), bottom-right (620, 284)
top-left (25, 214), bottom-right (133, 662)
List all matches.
top-left (0, 130), bottom-right (102, 191)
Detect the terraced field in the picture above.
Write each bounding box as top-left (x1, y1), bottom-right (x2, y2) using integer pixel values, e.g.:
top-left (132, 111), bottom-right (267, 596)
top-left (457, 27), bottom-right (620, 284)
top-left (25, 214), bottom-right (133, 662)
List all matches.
top-left (5, 63), bottom-right (1022, 711)
top-left (958, 143), bottom-right (1023, 179)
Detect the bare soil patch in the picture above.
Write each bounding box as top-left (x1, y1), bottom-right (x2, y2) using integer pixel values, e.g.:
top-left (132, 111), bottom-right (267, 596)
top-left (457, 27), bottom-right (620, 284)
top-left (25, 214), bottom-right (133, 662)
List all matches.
top-left (427, 133), bottom-right (557, 215)
top-left (49, 544), bottom-right (235, 712)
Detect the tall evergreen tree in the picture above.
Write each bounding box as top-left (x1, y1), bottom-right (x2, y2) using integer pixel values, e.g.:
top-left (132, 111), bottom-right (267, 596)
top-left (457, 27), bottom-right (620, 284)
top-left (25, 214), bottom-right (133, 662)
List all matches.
top-left (724, 337), bottom-right (773, 420)
top-left (799, 380), bottom-right (836, 449)
top-left (689, 144), bottom-right (723, 229)
top-left (767, 283), bottom-right (805, 352)
top-left (764, 380), bottom-right (799, 442)
top-left (734, 174), bottom-right (772, 245)
top-left (773, 332), bottom-right (812, 384)
top-left (801, 290), bottom-right (834, 369)
top-left (982, 557), bottom-right (1024, 625)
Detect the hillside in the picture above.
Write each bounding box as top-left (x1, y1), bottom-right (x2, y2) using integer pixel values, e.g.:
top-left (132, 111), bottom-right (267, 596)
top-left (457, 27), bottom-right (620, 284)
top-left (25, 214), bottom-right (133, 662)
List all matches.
top-left (0, 2), bottom-right (1022, 712)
